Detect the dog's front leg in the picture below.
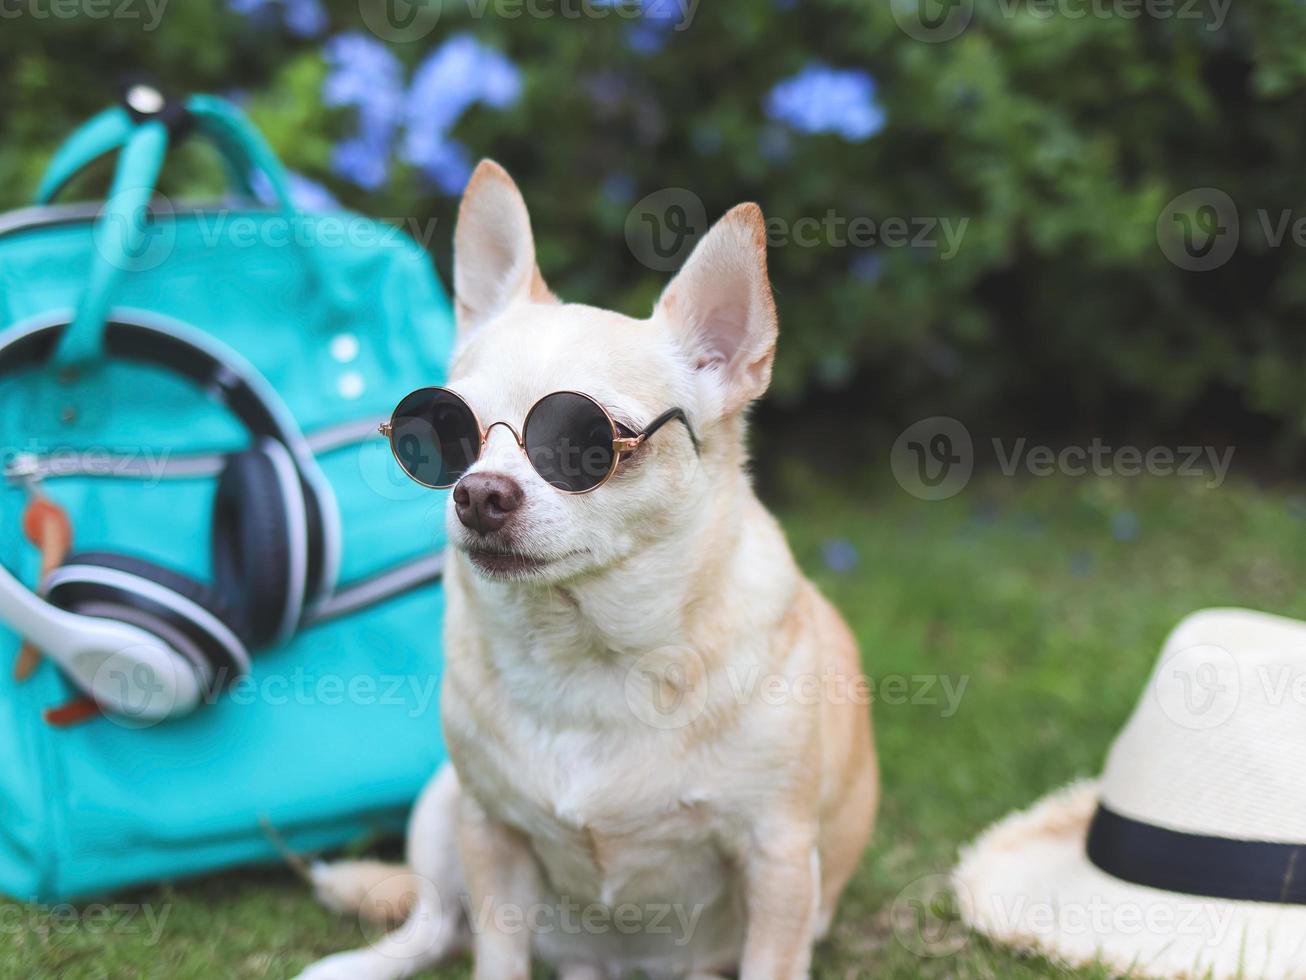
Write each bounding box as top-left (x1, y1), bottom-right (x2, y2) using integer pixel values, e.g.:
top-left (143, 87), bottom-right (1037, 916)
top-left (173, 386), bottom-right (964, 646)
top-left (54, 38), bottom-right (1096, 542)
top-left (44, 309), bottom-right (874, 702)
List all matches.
top-left (457, 793), bottom-right (535, 980)
top-left (738, 824), bottom-right (819, 980)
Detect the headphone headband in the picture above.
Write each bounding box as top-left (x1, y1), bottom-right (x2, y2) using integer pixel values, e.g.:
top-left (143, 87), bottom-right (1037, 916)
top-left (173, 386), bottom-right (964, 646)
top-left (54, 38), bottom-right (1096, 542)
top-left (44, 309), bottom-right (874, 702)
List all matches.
top-left (0, 312), bottom-right (342, 603)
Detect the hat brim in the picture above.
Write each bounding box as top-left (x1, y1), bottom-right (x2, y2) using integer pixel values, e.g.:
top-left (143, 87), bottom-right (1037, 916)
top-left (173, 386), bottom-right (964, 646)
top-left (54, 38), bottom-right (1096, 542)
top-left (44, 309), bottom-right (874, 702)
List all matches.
top-left (953, 780), bottom-right (1306, 979)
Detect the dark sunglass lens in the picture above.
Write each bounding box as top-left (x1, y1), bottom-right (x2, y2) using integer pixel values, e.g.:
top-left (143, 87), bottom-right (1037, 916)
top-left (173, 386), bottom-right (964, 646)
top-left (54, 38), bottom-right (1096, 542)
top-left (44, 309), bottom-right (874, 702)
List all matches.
top-left (524, 393), bottom-right (615, 492)
top-left (389, 389), bottom-right (480, 487)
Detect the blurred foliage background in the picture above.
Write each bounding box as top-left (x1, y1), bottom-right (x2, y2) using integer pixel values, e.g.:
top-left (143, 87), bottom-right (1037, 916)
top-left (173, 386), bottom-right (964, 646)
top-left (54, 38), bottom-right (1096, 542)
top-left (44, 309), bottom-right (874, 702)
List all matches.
top-left (5, 0), bottom-right (1306, 465)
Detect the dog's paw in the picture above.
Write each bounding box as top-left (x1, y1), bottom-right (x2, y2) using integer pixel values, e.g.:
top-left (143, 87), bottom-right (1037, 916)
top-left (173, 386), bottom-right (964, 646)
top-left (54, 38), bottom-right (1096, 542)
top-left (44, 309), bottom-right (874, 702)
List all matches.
top-left (292, 948), bottom-right (391, 980)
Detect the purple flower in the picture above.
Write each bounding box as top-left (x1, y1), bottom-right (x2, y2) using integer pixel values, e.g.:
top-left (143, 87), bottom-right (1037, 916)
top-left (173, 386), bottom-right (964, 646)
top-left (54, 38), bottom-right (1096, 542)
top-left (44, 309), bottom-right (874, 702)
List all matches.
top-left (851, 252), bottom-right (883, 282)
top-left (592, 0), bottom-right (684, 52)
top-left (323, 33), bottom-right (406, 189)
top-left (1069, 550), bottom-right (1096, 578)
top-left (401, 35), bottom-right (521, 192)
top-left (406, 135), bottom-right (473, 196)
top-left (627, 21), bottom-right (671, 53)
top-left (250, 170), bottom-right (339, 210)
top-left (285, 172), bottom-right (339, 210)
top-left (330, 138), bottom-right (389, 191)
top-left (227, 0), bottom-right (327, 37)
top-left (766, 64), bottom-right (885, 142)
top-left (284, 0), bottom-right (328, 37)
top-left (642, 0), bottom-right (684, 22)
top-left (822, 539), bottom-right (860, 574)
top-left (1111, 510), bottom-right (1140, 542)
top-left (602, 173), bottom-right (637, 205)
top-left (318, 32), bottom-right (520, 194)
top-left (757, 125), bottom-right (791, 163)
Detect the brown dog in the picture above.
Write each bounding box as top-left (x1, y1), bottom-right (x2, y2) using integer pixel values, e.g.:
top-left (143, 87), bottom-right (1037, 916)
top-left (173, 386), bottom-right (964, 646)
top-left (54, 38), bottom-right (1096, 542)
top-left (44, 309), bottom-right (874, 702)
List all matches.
top-left (298, 160), bottom-right (877, 980)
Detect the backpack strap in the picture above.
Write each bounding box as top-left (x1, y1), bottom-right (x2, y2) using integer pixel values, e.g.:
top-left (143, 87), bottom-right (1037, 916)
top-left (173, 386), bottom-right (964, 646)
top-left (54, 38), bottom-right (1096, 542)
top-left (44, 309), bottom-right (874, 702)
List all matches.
top-left (36, 94), bottom-right (254, 207)
top-left (58, 119), bottom-right (170, 366)
top-left (32, 91), bottom-right (350, 368)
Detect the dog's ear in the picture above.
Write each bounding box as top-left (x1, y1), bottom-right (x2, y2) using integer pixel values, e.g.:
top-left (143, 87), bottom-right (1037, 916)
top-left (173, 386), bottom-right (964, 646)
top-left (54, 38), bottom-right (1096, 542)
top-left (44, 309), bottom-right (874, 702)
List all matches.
top-left (453, 160), bottom-right (557, 338)
top-left (654, 203), bottom-right (778, 417)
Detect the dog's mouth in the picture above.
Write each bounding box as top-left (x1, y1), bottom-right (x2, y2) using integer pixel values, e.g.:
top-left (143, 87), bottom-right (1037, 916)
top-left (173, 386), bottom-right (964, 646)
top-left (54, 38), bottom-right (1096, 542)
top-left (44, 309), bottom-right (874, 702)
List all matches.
top-left (462, 546), bottom-right (587, 579)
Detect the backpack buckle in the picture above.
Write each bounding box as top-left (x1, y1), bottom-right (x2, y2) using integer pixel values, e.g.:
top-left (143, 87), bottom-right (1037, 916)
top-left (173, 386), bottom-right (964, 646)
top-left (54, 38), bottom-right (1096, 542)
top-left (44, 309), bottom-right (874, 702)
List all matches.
top-left (121, 83), bottom-right (194, 142)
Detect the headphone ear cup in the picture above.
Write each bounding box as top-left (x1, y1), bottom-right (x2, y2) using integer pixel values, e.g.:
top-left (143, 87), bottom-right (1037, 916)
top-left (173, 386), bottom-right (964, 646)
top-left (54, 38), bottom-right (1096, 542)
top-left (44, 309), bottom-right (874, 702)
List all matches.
top-left (212, 446), bottom-right (304, 648)
top-left (42, 551), bottom-right (251, 698)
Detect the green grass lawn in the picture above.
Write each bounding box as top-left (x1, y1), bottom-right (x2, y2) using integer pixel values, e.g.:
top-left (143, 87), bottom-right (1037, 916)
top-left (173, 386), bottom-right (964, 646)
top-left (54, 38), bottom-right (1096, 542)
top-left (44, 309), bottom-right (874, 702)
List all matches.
top-left (6, 470), bottom-right (1305, 979)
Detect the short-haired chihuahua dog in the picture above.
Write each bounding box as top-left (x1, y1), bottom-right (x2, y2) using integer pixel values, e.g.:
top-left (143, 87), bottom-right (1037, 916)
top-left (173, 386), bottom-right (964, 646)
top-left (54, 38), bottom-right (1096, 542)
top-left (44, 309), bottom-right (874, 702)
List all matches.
top-left (296, 161), bottom-right (877, 980)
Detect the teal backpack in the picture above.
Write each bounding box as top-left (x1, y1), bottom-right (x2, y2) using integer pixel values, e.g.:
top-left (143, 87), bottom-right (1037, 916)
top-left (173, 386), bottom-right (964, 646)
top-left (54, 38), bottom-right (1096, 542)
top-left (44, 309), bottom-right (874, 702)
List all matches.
top-left (0, 92), bottom-right (452, 902)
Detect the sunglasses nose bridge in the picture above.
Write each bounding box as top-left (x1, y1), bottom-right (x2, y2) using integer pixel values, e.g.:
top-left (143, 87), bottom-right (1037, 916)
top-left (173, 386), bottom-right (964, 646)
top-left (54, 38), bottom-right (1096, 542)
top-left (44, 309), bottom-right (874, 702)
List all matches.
top-left (482, 419), bottom-right (524, 449)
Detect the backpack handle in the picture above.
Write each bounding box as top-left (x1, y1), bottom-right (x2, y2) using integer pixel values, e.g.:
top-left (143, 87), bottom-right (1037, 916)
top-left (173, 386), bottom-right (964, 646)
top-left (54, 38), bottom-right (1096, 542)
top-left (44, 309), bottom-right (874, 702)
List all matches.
top-left (34, 93), bottom-right (348, 367)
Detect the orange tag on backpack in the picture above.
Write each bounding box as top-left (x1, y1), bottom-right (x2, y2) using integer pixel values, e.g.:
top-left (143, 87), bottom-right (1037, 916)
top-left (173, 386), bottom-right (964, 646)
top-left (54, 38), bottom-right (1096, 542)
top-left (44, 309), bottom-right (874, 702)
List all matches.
top-left (14, 498), bottom-right (72, 682)
top-left (43, 696), bottom-right (101, 728)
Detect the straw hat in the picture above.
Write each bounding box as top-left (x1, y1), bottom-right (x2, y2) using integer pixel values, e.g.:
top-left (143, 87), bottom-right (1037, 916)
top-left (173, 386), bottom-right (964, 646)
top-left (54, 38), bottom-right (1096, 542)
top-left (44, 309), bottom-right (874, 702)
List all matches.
top-left (954, 607), bottom-right (1306, 979)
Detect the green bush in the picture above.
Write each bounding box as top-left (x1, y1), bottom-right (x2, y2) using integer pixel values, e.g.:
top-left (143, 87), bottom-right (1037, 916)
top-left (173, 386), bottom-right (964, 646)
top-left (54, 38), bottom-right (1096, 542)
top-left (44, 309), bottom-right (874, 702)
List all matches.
top-left (4, 0), bottom-right (1306, 443)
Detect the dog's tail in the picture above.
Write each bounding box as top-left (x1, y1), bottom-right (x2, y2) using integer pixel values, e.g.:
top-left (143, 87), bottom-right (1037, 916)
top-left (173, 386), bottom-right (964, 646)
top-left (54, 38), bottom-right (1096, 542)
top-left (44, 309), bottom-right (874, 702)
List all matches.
top-left (310, 860), bottom-right (420, 926)
top-left (308, 765), bottom-right (463, 928)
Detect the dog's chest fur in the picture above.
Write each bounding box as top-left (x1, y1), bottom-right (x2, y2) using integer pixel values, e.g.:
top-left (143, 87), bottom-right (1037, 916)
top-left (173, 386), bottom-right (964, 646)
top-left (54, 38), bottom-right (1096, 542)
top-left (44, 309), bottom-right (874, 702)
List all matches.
top-left (442, 573), bottom-right (754, 913)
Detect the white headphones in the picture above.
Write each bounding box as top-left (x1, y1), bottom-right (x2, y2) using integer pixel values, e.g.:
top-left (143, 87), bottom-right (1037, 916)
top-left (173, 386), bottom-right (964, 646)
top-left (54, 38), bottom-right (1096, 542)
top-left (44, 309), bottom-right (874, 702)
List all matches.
top-left (0, 314), bottom-right (342, 722)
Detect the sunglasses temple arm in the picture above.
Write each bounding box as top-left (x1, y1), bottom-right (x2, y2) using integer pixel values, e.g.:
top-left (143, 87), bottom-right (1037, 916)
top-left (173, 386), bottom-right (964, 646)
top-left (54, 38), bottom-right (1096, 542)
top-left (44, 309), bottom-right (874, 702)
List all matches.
top-left (632, 408), bottom-right (700, 455)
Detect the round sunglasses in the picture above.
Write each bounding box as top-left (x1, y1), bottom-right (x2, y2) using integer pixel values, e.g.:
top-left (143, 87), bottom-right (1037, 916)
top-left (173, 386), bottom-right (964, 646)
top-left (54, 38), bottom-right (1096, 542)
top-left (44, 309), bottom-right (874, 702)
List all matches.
top-left (379, 387), bottom-right (698, 494)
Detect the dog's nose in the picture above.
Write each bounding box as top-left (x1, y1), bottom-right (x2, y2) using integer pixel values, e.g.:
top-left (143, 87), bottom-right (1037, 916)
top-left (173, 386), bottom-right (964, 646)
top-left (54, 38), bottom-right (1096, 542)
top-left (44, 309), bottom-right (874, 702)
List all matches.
top-left (454, 473), bottom-right (523, 535)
